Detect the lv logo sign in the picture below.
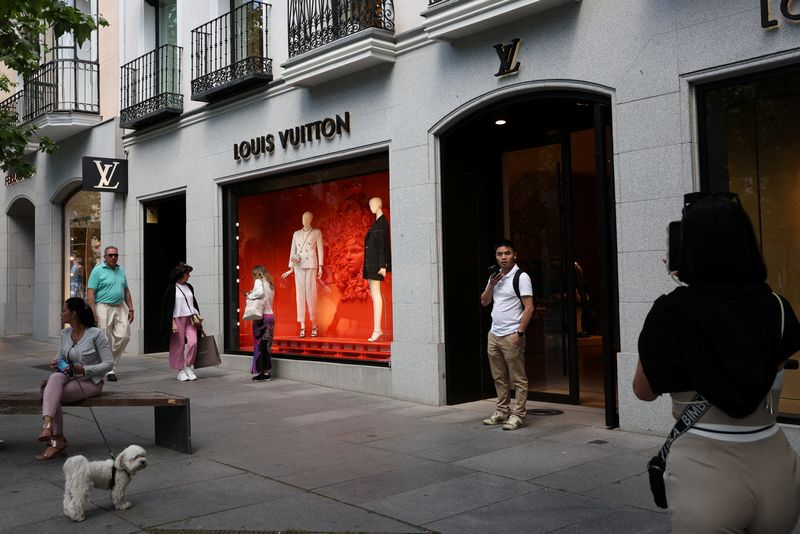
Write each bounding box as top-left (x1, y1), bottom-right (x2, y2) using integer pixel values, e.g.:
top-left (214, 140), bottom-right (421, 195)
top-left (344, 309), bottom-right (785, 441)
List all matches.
top-left (494, 39), bottom-right (521, 77)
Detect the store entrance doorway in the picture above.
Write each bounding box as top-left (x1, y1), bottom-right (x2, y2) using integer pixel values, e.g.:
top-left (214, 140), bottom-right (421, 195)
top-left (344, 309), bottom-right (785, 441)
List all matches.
top-left (142, 194), bottom-right (186, 353)
top-left (440, 92), bottom-right (619, 426)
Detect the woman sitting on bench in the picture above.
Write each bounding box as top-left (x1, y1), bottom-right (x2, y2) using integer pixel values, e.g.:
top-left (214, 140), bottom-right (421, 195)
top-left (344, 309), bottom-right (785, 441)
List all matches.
top-left (37, 297), bottom-right (113, 460)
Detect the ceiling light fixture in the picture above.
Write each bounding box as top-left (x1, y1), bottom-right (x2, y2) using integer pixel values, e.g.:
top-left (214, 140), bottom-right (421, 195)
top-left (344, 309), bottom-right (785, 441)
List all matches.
top-left (495, 119), bottom-right (507, 126)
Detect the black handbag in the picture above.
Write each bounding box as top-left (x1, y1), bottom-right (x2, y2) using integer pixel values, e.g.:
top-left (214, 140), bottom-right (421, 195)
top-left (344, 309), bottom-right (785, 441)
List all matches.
top-left (647, 394), bottom-right (711, 508)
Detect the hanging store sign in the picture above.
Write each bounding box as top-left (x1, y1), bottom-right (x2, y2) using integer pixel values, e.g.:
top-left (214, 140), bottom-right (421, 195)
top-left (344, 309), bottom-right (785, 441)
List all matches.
top-left (494, 39), bottom-right (521, 77)
top-left (234, 112), bottom-right (351, 161)
top-left (82, 157), bottom-right (128, 193)
top-left (761, 0), bottom-right (800, 27)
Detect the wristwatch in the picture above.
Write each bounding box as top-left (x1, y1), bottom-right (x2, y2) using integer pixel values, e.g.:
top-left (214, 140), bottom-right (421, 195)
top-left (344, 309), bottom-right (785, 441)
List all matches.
top-left (515, 331), bottom-right (525, 337)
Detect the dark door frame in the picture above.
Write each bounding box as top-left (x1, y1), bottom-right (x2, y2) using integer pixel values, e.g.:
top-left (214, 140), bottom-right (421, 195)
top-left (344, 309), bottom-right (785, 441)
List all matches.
top-left (142, 193), bottom-right (186, 353)
top-left (440, 90), bottom-right (620, 427)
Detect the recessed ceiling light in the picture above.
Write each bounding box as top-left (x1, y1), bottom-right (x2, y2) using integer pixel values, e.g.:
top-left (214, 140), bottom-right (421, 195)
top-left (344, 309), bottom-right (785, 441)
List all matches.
top-left (495, 119), bottom-right (507, 126)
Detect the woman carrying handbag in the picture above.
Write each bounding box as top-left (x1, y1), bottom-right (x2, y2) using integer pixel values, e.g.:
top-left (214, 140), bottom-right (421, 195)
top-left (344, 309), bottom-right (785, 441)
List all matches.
top-left (245, 265), bottom-right (275, 381)
top-left (161, 262), bottom-right (202, 382)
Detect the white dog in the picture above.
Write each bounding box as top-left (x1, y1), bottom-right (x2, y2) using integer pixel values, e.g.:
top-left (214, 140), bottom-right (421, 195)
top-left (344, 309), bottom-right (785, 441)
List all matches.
top-left (62, 445), bottom-right (148, 522)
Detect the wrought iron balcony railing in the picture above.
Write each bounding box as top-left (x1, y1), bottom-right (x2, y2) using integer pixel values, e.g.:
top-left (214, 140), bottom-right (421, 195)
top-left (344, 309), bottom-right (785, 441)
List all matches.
top-left (120, 44), bottom-right (183, 129)
top-left (288, 0), bottom-right (395, 58)
top-left (0, 59), bottom-right (99, 126)
top-left (191, 1), bottom-right (273, 102)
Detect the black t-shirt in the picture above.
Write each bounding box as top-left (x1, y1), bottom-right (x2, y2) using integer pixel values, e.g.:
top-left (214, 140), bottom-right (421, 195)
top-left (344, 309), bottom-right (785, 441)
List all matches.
top-left (638, 283), bottom-right (800, 418)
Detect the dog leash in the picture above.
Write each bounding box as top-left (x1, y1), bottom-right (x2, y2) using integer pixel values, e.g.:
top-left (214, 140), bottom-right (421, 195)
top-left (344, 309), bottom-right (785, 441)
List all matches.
top-left (74, 377), bottom-right (116, 460)
top-left (74, 377), bottom-right (120, 489)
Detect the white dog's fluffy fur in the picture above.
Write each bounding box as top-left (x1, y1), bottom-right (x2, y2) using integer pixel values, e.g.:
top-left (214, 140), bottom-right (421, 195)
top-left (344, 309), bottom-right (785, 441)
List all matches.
top-left (62, 445), bottom-right (148, 522)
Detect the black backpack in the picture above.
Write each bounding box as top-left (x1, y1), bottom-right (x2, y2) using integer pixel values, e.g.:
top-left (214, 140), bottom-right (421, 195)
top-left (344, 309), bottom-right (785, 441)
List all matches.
top-left (512, 269), bottom-right (534, 311)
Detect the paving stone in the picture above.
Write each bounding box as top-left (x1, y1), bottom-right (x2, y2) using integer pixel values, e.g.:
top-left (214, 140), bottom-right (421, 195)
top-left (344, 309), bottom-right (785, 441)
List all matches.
top-left (454, 438), bottom-right (614, 481)
top-left (530, 452), bottom-right (648, 494)
top-left (117, 473), bottom-right (303, 527)
top-left (361, 472), bottom-right (538, 524)
top-left (157, 491), bottom-right (425, 533)
top-left (315, 460), bottom-right (476, 504)
top-left (424, 487), bottom-right (615, 534)
top-left (556, 505), bottom-right (671, 534)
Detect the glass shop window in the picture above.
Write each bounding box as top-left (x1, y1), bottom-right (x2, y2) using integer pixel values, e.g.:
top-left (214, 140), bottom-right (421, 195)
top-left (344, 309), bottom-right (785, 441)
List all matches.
top-left (63, 190), bottom-right (102, 302)
top-left (699, 66), bottom-right (800, 419)
top-left (235, 171), bottom-right (392, 362)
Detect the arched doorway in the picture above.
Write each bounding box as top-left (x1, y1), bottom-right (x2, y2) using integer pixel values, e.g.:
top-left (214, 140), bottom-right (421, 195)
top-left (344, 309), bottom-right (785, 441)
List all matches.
top-left (6, 197), bottom-right (36, 335)
top-left (439, 91), bottom-right (619, 426)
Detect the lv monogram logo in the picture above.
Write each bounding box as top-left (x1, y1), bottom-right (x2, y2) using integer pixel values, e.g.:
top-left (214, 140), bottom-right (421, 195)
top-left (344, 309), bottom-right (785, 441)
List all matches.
top-left (493, 38), bottom-right (521, 77)
top-left (93, 160), bottom-right (121, 190)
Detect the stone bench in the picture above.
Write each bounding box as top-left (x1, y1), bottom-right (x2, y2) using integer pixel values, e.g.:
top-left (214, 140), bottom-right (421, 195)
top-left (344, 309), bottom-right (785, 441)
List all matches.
top-left (0, 391), bottom-right (191, 453)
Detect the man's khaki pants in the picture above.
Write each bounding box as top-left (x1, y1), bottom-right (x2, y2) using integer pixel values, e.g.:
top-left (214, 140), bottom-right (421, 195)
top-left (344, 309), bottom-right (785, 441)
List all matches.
top-left (95, 302), bottom-right (131, 373)
top-left (487, 332), bottom-right (528, 419)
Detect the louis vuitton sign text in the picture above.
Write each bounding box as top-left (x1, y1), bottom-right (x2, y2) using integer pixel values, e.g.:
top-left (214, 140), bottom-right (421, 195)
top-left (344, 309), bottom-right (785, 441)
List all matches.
top-left (82, 157), bottom-right (128, 194)
top-left (234, 112), bottom-right (351, 161)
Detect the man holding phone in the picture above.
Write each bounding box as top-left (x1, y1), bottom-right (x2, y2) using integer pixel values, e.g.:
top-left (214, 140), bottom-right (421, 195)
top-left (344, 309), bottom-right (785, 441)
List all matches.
top-left (480, 239), bottom-right (534, 430)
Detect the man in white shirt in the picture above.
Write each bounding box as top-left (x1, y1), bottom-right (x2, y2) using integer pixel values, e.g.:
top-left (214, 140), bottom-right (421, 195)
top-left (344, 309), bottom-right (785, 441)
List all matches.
top-left (479, 239), bottom-right (534, 430)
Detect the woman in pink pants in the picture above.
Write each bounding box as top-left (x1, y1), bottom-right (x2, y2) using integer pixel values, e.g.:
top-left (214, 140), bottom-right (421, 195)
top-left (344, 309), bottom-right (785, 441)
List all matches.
top-left (161, 262), bottom-right (202, 382)
top-left (38, 297), bottom-right (113, 460)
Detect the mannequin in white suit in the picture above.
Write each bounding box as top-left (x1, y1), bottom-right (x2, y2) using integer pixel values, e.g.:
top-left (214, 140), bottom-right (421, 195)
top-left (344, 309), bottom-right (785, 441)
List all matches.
top-left (282, 211), bottom-right (324, 337)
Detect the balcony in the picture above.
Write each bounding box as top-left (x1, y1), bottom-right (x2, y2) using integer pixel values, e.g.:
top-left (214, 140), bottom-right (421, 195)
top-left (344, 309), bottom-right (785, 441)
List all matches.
top-left (120, 45), bottom-right (183, 130)
top-left (191, 1), bottom-right (273, 102)
top-left (282, 0), bottom-right (396, 88)
top-left (422, 0), bottom-right (580, 41)
top-left (0, 59), bottom-right (101, 143)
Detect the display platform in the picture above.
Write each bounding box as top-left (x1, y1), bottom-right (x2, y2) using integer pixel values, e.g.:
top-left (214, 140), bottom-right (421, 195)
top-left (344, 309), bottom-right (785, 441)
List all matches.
top-left (247, 336), bottom-right (391, 361)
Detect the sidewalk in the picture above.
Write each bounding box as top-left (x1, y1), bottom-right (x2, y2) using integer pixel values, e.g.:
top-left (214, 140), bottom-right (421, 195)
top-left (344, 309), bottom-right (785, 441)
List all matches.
top-left (1, 335), bottom-right (675, 533)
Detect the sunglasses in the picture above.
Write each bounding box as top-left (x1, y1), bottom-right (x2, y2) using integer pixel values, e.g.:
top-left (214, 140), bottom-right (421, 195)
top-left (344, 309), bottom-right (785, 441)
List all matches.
top-left (106, 253), bottom-right (119, 257)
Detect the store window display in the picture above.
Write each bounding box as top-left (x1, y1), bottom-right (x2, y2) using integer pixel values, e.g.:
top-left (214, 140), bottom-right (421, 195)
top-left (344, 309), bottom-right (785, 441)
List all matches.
top-left (63, 191), bottom-right (101, 302)
top-left (236, 171), bottom-right (393, 361)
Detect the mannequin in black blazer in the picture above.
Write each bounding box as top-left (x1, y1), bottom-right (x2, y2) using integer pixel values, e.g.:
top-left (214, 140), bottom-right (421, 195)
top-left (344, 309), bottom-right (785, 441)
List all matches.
top-left (363, 197), bottom-right (391, 341)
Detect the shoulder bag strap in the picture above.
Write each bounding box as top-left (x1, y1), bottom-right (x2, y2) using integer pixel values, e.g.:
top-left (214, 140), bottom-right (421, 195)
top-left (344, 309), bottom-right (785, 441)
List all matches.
top-left (774, 292), bottom-right (785, 339)
top-left (656, 394), bottom-right (712, 464)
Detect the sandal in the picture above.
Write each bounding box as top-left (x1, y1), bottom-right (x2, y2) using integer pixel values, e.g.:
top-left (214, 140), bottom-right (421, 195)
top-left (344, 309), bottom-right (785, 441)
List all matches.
top-left (311, 327), bottom-right (318, 337)
top-left (299, 328), bottom-right (306, 338)
top-left (35, 436), bottom-right (68, 461)
top-left (37, 420), bottom-right (53, 442)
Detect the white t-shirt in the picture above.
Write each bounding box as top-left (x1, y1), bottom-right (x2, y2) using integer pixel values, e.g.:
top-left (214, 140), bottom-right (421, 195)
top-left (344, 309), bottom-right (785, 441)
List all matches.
top-left (489, 264), bottom-right (533, 336)
top-left (174, 284), bottom-right (199, 318)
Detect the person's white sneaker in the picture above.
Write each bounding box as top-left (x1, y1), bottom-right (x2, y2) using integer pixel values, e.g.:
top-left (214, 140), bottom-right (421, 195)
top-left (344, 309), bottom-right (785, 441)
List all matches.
top-left (177, 369), bottom-right (189, 382)
top-left (184, 366), bottom-right (197, 381)
top-left (502, 414), bottom-right (525, 431)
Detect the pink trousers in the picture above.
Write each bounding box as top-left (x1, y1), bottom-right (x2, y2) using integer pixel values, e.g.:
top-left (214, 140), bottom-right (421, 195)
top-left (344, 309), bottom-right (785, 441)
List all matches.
top-left (41, 372), bottom-right (103, 435)
top-left (169, 315), bottom-right (198, 369)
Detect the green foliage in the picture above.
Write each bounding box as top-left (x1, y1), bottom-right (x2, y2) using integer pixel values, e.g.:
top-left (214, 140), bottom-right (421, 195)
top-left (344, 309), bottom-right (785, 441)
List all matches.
top-left (0, 0), bottom-right (107, 178)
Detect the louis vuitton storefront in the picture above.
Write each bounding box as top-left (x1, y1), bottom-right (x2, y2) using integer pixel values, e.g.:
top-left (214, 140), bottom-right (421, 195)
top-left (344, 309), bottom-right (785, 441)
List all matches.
top-left (7, 0), bottom-right (800, 435)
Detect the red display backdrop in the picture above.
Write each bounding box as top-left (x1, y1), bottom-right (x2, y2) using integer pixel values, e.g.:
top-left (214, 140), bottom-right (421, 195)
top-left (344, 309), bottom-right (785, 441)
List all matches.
top-left (236, 172), bottom-right (392, 361)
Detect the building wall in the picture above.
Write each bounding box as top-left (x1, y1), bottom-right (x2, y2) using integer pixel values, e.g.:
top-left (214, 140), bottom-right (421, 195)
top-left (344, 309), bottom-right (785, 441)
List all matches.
top-left (118, 1), bottom-right (800, 408)
top-left (6, 1), bottom-right (800, 420)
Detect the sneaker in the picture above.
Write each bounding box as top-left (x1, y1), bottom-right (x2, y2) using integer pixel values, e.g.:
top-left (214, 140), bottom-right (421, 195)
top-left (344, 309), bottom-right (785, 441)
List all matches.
top-left (177, 369), bottom-right (189, 382)
top-left (483, 411), bottom-right (509, 425)
top-left (252, 372), bottom-right (272, 381)
top-left (502, 414), bottom-right (525, 431)
top-left (106, 372), bottom-right (117, 382)
top-left (184, 366), bottom-right (197, 381)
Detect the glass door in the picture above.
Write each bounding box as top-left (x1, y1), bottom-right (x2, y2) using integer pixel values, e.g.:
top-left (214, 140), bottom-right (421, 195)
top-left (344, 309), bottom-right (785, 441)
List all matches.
top-left (502, 143), bottom-right (577, 402)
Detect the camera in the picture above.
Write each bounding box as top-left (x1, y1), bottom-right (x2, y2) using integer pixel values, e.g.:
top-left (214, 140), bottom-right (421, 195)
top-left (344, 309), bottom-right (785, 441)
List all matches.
top-left (666, 220), bottom-right (681, 273)
top-left (487, 264), bottom-right (501, 276)
top-left (56, 359), bottom-right (72, 375)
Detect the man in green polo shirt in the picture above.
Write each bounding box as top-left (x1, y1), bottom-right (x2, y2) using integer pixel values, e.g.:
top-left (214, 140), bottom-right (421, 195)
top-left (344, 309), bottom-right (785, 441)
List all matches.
top-left (87, 245), bottom-right (134, 381)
